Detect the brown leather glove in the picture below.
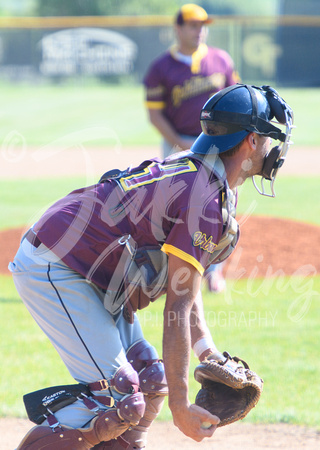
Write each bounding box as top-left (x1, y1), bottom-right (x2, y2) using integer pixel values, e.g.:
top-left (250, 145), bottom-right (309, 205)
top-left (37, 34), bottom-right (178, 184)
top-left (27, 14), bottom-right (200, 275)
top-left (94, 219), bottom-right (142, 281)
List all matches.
top-left (194, 351), bottom-right (263, 427)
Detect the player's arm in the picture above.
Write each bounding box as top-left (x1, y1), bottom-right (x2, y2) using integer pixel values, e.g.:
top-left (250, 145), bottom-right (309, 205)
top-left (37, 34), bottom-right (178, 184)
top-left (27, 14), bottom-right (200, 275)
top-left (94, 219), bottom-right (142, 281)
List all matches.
top-left (147, 108), bottom-right (195, 151)
top-left (224, 53), bottom-right (241, 87)
top-left (190, 291), bottom-right (222, 362)
top-left (144, 73), bottom-right (193, 150)
top-left (163, 253), bottom-right (220, 441)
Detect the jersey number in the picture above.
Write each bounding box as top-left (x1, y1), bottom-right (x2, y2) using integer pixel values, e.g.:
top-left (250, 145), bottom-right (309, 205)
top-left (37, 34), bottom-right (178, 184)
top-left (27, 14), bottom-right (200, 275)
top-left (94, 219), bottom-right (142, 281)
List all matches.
top-left (119, 159), bottom-right (197, 192)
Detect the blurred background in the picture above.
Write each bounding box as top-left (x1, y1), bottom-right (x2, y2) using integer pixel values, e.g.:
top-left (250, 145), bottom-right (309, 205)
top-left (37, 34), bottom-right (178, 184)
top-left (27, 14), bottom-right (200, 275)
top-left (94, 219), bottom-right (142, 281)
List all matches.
top-left (1, 2), bottom-right (320, 441)
top-left (0, 0), bottom-right (319, 87)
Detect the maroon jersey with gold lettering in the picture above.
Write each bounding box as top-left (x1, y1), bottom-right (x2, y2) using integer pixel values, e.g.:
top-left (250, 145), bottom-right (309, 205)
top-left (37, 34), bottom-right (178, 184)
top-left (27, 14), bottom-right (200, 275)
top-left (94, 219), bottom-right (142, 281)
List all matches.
top-left (143, 44), bottom-right (239, 136)
top-left (34, 152), bottom-right (231, 290)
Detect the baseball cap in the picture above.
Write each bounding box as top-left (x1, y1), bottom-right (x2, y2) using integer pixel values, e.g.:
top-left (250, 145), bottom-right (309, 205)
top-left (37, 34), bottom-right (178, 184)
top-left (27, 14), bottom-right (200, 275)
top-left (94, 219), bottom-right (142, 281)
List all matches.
top-left (176, 3), bottom-right (213, 25)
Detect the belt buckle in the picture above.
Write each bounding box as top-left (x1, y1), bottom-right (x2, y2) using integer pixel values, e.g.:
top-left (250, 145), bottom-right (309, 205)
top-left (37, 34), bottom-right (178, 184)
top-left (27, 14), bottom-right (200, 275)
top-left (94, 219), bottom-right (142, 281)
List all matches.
top-left (98, 379), bottom-right (109, 390)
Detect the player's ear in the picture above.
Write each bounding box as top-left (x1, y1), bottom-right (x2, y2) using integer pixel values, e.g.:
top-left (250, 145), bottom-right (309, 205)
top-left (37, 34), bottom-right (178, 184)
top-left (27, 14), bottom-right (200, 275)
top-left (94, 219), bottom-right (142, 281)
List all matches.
top-left (247, 133), bottom-right (257, 150)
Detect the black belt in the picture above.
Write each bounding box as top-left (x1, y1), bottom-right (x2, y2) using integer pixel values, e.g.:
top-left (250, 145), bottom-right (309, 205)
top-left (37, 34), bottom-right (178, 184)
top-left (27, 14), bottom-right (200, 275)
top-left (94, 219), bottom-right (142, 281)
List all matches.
top-left (25, 229), bottom-right (42, 248)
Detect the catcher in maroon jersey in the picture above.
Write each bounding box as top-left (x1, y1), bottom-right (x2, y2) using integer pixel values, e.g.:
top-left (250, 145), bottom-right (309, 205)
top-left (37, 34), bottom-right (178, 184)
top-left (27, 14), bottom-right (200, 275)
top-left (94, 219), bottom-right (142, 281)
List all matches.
top-left (10, 84), bottom-right (293, 449)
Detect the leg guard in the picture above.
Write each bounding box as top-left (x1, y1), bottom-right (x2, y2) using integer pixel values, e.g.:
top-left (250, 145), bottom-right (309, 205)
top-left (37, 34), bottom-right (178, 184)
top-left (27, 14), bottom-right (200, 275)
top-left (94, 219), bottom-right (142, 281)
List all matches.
top-left (16, 403), bottom-right (144, 450)
top-left (17, 363), bottom-right (146, 449)
top-left (118, 394), bottom-right (166, 449)
top-left (94, 339), bottom-right (168, 449)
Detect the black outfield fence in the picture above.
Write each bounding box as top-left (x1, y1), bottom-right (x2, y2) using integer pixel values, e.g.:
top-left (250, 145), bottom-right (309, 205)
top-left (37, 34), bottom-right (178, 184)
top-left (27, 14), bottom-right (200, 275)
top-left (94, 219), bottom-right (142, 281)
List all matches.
top-left (0, 14), bottom-right (319, 86)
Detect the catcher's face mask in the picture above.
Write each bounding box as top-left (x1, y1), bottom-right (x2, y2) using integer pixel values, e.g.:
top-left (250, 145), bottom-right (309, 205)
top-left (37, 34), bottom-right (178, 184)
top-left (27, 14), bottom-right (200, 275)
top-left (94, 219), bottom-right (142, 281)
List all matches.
top-left (191, 84), bottom-right (294, 197)
top-left (252, 85), bottom-right (294, 197)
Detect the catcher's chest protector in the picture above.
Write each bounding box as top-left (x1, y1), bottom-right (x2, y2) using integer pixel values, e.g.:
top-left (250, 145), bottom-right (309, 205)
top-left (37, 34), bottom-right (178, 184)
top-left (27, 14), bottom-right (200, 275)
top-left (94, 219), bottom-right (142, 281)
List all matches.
top-left (101, 154), bottom-right (239, 321)
top-left (207, 183), bottom-right (238, 265)
top-left (124, 155), bottom-right (240, 310)
top-left (191, 153), bottom-right (239, 266)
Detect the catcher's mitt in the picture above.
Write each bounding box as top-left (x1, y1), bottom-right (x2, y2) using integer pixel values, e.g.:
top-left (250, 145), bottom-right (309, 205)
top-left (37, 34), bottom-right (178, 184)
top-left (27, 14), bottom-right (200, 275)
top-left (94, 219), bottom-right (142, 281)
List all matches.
top-left (194, 351), bottom-right (263, 427)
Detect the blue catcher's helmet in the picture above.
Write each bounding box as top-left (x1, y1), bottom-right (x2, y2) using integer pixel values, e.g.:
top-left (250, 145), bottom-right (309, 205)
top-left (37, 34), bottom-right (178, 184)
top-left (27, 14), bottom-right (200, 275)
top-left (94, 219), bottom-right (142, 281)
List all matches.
top-left (191, 84), bottom-right (291, 155)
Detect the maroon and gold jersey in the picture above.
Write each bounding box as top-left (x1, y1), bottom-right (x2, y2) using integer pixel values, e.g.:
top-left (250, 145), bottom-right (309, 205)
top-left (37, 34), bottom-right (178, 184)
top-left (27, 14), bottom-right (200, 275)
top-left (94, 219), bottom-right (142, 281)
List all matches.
top-left (34, 153), bottom-right (228, 290)
top-left (143, 44), bottom-right (239, 136)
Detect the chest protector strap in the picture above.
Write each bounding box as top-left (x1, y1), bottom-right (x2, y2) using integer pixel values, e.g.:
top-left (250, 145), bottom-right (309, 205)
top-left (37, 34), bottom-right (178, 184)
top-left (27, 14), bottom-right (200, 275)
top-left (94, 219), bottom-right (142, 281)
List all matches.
top-left (185, 151), bottom-right (239, 265)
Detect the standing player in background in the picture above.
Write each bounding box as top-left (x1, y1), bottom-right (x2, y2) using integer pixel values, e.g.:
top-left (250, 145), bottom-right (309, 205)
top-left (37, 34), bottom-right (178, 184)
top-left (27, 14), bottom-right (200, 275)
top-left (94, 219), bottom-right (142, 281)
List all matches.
top-left (143, 3), bottom-right (240, 293)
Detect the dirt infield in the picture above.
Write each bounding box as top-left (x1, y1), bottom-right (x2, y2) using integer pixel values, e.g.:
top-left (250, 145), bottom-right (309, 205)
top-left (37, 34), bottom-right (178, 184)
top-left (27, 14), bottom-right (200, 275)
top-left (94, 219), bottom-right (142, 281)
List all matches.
top-left (1, 146), bottom-right (320, 449)
top-left (1, 418), bottom-right (319, 450)
top-left (2, 216), bottom-right (320, 279)
top-left (1, 145), bottom-right (319, 180)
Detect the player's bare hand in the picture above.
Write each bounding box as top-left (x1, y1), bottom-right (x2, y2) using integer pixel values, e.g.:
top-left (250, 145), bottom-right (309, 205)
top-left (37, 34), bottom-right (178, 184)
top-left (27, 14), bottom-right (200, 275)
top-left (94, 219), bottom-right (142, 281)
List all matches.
top-left (172, 403), bottom-right (220, 441)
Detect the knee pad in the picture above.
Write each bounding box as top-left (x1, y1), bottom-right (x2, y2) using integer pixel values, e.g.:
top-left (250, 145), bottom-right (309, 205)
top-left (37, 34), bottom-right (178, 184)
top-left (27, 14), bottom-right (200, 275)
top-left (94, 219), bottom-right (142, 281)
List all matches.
top-left (88, 363), bottom-right (145, 441)
top-left (108, 361), bottom-right (140, 395)
top-left (91, 393), bottom-right (166, 449)
top-left (87, 362), bottom-right (146, 436)
top-left (126, 339), bottom-right (168, 396)
top-left (84, 394), bottom-right (145, 444)
top-left (126, 339), bottom-right (159, 373)
top-left (106, 340), bottom-right (168, 449)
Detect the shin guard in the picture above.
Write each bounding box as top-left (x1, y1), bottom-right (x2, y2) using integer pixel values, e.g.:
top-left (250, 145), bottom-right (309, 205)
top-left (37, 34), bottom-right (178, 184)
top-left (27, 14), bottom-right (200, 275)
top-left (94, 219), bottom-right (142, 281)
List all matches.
top-left (17, 362), bottom-right (145, 449)
top-left (95, 340), bottom-right (168, 449)
top-left (17, 394), bottom-right (145, 450)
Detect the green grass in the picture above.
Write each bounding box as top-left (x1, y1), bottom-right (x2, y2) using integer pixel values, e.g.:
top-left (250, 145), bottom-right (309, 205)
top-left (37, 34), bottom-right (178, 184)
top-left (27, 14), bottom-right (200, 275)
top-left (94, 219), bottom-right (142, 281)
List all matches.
top-left (137, 275), bottom-right (320, 427)
top-left (0, 276), bottom-right (75, 417)
top-left (0, 177), bottom-right (82, 230)
top-left (1, 274), bottom-right (319, 427)
top-left (0, 81), bottom-right (319, 148)
top-left (200, 277), bottom-right (320, 427)
top-left (277, 88), bottom-right (320, 148)
top-left (1, 80), bottom-right (319, 427)
top-left (1, 172), bottom-right (319, 426)
top-left (0, 81), bottom-right (158, 148)
top-left (1, 175), bottom-right (319, 231)
top-left (236, 176), bottom-right (320, 226)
